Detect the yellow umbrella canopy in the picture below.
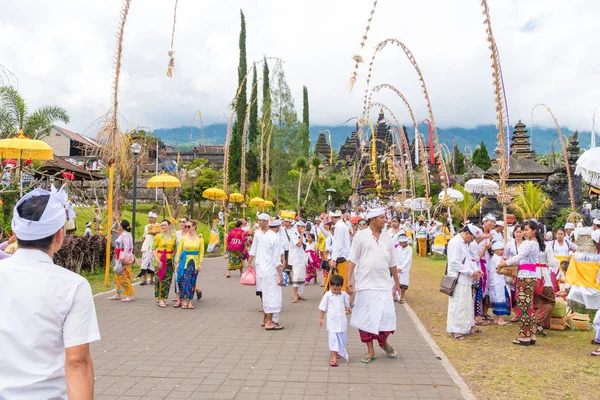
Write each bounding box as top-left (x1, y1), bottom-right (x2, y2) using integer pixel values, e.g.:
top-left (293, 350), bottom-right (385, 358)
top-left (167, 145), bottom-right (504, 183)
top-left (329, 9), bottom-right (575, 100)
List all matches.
top-left (147, 172), bottom-right (181, 188)
top-left (202, 187), bottom-right (227, 201)
top-left (264, 200), bottom-right (274, 207)
top-left (249, 197), bottom-right (265, 206)
top-left (0, 130), bottom-right (54, 160)
top-left (229, 192), bottom-right (244, 203)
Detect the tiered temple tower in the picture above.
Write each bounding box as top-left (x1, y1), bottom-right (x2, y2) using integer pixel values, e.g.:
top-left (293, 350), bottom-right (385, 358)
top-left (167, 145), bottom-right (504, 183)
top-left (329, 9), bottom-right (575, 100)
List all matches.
top-left (375, 110), bottom-right (393, 154)
top-left (339, 123), bottom-right (360, 163)
top-left (315, 132), bottom-right (331, 165)
top-left (510, 120), bottom-right (536, 158)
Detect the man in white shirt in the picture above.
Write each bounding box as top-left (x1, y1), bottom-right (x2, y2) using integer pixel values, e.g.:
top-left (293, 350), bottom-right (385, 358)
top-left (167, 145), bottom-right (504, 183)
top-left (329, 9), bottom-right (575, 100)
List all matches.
top-left (347, 207), bottom-right (401, 364)
top-left (326, 210), bottom-right (351, 292)
top-left (492, 220), bottom-right (504, 243)
top-left (262, 218), bottom-right (285, 330)
top-left (83, 221), bottom-right (93, 237)
top-left (0, 186), bottom-right (100, 399)
top-left (248, 213), bottom-right (272, 310)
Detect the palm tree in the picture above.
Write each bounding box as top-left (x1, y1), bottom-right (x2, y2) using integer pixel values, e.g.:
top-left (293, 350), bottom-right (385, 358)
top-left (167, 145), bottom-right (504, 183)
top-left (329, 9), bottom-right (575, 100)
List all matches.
top-left (510, 181), bottom-right (552, 220)
top-left (0, 86), bottom-right (70, 139)
top-left (448, 184), bottom-right (487, 224)
top-left (303, 156), bottom-right (321, 207)
top-left (295, 156), bottom-right (307, 214)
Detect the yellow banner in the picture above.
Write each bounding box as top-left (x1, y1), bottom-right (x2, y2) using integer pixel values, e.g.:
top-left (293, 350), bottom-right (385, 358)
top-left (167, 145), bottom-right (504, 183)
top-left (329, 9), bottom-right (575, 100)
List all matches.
top-left (565, 259), bottom-right (600, 290)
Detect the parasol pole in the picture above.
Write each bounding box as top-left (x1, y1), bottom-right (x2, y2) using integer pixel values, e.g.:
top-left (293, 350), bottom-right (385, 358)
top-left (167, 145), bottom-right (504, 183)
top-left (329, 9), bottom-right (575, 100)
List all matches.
top-left (104, 164), bottom-right (115, 286)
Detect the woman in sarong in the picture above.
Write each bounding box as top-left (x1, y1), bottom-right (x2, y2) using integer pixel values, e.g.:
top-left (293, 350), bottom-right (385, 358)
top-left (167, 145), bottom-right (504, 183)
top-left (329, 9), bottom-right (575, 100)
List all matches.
top-left (497, 220), bottom-right (543, 346)
top-left (153, 219), bottom-right (176, 308)
top-left (110, 220), bottom-right (135, 302)
top-left (548, 228), bottom-right (577, 291)
top-left (226, 220), bottom-right (246, 278)
top-left (533, 222), bottom-right (557, 335)
top-left (305, 233), bottom-right (319, 284)
top-left (177, 220), bottom-right (204, 309)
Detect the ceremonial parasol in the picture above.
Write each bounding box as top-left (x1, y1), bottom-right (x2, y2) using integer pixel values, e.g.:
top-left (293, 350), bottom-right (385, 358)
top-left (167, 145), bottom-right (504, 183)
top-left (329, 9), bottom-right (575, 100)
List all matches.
top-left (409, 197), bottom-right (429, 211)
top-left (202, 187), bottom-right (226, 201)
top-left (438, 188), bottom-right (464, 235)
top-left (229, 192), bottom-right (244, 203)
top-left (264, 200), bottom-right (274, 208)
top-left (464, 178), bottom-right (499, 195)
top-left (0, 130), bottom-right (54, 196)
top-left (147, 172), bottom-right (181, 218)
top-left (575, 147), bottom-right (600, 187)
top-left (249, 197), bottom-right (265, 206)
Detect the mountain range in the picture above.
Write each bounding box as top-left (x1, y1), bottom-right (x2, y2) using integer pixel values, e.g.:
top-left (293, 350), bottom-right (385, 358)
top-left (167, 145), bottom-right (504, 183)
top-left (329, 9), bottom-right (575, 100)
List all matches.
top-left (155, 123), bottom-right (594, 155)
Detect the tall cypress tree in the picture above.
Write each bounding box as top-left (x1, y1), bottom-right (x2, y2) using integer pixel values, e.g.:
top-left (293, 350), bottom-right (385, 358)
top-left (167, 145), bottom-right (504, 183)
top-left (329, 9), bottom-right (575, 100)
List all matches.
top-left (472, 140), bottom-right (492, 170)
top-left (300, 86), bottom-right (310, 157)
top-left (247, 65), bottom-right (259, 181)
top-left (261, 58), bottom-right (272, 190)
top-left (228, 9), bottom-right (247, 186)
top-left (453, 144), bottom-right (466, 174)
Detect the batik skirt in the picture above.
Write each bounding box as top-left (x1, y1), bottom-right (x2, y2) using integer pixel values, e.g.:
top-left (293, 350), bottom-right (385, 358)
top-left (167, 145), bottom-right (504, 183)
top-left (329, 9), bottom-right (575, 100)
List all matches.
top-left (516, 278), bottom-right (537, 337)
top-left (115, 264), bottom-right (135, 297)
top-left (228, 250), bottom-right (243, 271)
top-left (178, 260), bottom-right (198, 300)
top-left (155, 259), bottom-right (174, 300)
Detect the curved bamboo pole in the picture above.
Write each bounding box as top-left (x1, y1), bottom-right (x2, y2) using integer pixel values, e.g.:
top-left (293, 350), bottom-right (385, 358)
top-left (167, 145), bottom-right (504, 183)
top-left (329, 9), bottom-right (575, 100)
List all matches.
top-left (360, 39), bottom-right (449, 192)
top-left (368, 102), bottom-right (417, 200)
top-left (532, 103), bottom-right (577, 219)
top-left (240, 78), bottom-right (261, 198)
top-left (264, 124), bottom-right (274, 199)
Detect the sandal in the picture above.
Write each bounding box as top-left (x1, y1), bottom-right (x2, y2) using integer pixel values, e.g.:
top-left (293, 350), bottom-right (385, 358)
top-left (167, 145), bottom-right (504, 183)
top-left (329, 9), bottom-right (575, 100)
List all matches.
top-left (173, 302), bottom-right (181, 308)
top-left (181, 304), bottom-right (188, 309)
top-left (591, 350), bottom-right (600, 356)
top-left (450, 333), bottom-right (465, 340)
top-left (360, 355), bottom-right (376, 364)
top-left (470, 328), bottom-right (482, 335)
top-left (292, 298), bottom-right (299, 303)
top-left (591, 340), bottom-right (600, 345)
top-left (536, 327), bottom-right (547, 337)
top-left (475, 320), bottom-right (491, 326)
top-left (512, 338), bottom-right (531, 346)
top-left (108, 295), bottom-right (121, 300)
top-left (381, 345), bottom-right (397, 357)
top-left (399, 299), bottom-right (405, 304)
top-left (329, 360), bottom-right (338, 367)
top-left (265, 325), bottom-right (284, 331)
top-left (121, 297), bottom-right (134, 302)
top-left (158, 301), bottom-right (167, 308)
top-left (298, 296), bottom-right (307, 301)
top-left (187, 305), bottom-right (195, 309)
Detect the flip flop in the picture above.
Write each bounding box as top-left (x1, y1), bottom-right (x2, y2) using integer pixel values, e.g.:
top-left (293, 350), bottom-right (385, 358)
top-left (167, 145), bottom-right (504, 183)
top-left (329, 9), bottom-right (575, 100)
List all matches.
top-left (157, 302), bottom-right (167, 308)
top-left (591, 350), bottom-right (600, 356)
top-left (108, 295), bottom-right (121, 300)
top-left (173, 302), bottom-right (181, 308)
top-left (591, 340), bottom-right (600, 345)
top-left (512, 339), bottom-right (531, 346)
top-left (298, 296), bottom-right (307, 300)
top-left (470, 328), bottom-right (482, 335)
top-left (360, 356), bottom-right (376, 364)
top-left (181, 305), bottom-right (188, 309)
top-left (265, 325), bottom-right (284, 331)
top-left (329, 360), bottom-right (338, 367)
top-left (381, 345), bottom-right (397, 358)
top-left (187, 305), bottom-right (195, 309)
top-left (121, 298), bottom-right (134, 302)
top-left (399, 299), bottom-right (405, 304)
top-left (292, 299), bottom-right (299, 303)
top-left (450, 334), bottom-right (465, 340)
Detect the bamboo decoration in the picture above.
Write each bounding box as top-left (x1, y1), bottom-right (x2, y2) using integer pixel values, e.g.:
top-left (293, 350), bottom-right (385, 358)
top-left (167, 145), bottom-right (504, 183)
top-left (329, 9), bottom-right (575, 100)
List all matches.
top-left (96, 0), bottom-right (132, 286)
top-left (348, 0), bottom-right (379, 92)
top-left (368, 101), bottom-right (417, 200)
top-left (264, 125), bottom-right (274, 199)
top-left (166, 0), bottom-right (179, 78)
top-left (240, 81), bottom-right (260, 198)
top-left (532, 103), bottom-right (577, 221)
top-left (360, 39), bottom-right (450, 194)
top-left (481, 0), bottom-right (511, 238)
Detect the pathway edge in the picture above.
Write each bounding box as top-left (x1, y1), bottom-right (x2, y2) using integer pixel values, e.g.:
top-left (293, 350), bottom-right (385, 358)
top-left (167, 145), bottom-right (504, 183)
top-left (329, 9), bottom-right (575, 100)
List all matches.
top-left (402, 301), bottom-right (477, 400)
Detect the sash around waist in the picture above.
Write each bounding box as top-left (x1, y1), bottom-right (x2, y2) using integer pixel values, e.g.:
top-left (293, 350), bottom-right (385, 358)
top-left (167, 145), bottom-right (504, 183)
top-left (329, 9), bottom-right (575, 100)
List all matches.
top-left (519, 263), bottom-right (536, 272)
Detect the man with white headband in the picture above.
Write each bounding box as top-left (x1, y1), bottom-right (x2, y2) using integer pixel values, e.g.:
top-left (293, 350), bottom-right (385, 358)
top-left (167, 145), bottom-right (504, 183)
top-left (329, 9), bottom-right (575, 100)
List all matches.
top-left (261, 217), bottom-right (285, 330)
top-left (0, 186), bottom-right (100, 399)
top-left (446, 224), bottom-right (484, 339)
top-left (249, 213), bottom-right (272, 311)
top-left (347, 207), bottom-right (401, 364)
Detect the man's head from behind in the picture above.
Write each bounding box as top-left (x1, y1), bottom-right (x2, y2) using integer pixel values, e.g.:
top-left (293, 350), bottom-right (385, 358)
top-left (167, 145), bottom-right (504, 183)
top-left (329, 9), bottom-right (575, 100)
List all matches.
top-left (14, 194), bottom-right (65, 254)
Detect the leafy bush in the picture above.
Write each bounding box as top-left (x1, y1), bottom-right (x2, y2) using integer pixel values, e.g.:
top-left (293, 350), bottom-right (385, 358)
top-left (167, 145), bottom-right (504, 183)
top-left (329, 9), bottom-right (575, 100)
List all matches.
top-left (54, 235), bottom-right (113, 273)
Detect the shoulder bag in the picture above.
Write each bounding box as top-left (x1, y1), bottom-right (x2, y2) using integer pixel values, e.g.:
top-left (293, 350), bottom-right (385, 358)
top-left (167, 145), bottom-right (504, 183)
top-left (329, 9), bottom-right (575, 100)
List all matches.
top-left (439, 258), bottom-right (464, 296)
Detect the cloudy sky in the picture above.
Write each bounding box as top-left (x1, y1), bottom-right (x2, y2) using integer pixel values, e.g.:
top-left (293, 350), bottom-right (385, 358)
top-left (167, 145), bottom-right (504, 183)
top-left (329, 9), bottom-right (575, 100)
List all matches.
top-left (1, 0), bottom-right (598, 136)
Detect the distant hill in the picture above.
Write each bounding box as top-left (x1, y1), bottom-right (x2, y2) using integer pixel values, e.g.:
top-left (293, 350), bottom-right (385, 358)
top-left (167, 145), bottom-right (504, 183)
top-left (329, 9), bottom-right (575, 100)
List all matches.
top-left (154, 124), bottom-right (593, 155)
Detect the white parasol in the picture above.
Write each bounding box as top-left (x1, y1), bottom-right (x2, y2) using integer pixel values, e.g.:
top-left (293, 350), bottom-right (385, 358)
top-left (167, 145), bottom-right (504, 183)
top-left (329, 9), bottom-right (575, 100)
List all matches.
top-left (409, 197), bottom-right (429, 211)
top-left (575, 147), bottom-right (600, 187)
top-left (438, 188), bottom-right (464, 235)
top-left (464, 178), bottom-right (499, 195)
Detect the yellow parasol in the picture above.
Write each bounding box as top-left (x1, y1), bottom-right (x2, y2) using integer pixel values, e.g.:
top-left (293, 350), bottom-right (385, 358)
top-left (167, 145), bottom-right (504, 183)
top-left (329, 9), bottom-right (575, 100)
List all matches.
top-left (264, 200), bottom-right (274, 208)
top-left (146, 172), bottom-right (181, 219)
top-left (202, 187), bottom-right (227, 201)
top-left (249, 197), bottom-right (265, 206)
top-left (229, 192), bottom-right (244, 203)
top-left (147, 172), bottom-right (181, 188)
top-left (0, 130), bottom-right (54, 196)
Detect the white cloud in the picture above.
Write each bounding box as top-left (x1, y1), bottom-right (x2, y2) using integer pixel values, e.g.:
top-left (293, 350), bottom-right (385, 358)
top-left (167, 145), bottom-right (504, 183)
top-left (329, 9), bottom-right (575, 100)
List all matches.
top-left (1, 0), bottom-right (598, 135)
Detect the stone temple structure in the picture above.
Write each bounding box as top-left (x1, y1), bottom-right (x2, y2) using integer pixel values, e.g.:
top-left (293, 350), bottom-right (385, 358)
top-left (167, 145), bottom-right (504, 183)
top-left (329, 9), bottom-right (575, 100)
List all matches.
top-left (315, 132), bottom-right (332, 165)
top-left (339, 123), bottom-right (360, 163)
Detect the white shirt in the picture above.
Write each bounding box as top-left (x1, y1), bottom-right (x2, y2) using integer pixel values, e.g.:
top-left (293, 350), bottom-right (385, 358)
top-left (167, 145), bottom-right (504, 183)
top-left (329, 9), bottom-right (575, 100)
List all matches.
top-left (549, 239), bottom-right (577, 256)
top-left (141, 224), bottom-right (156, 252)
top-left (505, 239), bottom-right (540, 278)
top-left (250, 229), bottom-right (282, 277)
top-left (83, 227), bottom-right (92, 237)
top-left (331, 219), bottom-right (350, 260)
top-left (0, 249), bottom-right (101, 399)
top-left (349, 228), bottom-right (398, 291)
top-left (446, 234), bottom-right (479, 285)
top-left (288, 229), bottom-right (306, 267)
top-left (279, 227), bottom-right (291, 251)
top-left (318, 290), bottom-right (350, 333)
top-left (593, 228), bottom-right (600, 244)
top-left (396, 244), bottom-right (412, 273)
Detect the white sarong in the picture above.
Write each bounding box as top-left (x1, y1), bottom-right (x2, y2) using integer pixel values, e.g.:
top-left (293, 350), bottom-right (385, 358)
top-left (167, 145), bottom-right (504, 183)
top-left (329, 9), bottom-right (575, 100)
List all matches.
top-left (447, 283), bottom-right (474, 335)
top-left (262, 274), bottom-right (282, 314)
top-left (255, 264), bottom-right (263, 293)
top-left (292, 264), bottom-right (306, 288)
top-left (350, 289), bottom-right (396, 334)
top-left (141, 250), bottom-right (154, 272)
top-left (328, 331), bottom-right (348, 361)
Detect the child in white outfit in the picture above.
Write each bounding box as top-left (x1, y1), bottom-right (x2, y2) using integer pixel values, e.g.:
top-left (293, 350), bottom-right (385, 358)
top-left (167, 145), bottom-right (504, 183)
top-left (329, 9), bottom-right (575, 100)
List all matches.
top-left (319, 274), bottom-right (351, 366)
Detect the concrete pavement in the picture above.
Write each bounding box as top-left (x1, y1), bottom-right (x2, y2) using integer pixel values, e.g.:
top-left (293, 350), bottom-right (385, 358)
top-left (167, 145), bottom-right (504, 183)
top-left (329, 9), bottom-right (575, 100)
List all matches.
top-left (92, 257), bottom-right (466, 399)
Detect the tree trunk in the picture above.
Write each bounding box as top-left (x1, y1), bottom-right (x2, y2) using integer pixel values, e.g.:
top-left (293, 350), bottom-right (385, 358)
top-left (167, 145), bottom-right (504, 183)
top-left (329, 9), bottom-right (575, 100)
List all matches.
top-left (297, 169), bottom-right (303, 216)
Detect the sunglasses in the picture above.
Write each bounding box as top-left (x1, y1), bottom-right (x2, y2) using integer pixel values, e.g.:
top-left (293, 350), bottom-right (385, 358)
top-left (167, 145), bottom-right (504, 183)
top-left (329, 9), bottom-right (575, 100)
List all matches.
top-left (185, 225), bottom-right (193, 229)
top-left (358, 221), bottom-right (367, 226)
top-left (179, 221), bottom-right (186, 223)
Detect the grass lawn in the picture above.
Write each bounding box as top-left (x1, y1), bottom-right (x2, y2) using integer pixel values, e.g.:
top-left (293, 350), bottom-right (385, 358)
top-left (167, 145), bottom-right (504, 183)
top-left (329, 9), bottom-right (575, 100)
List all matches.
top-left (83, 264), bottom-right (142, 295)
top-left (408, 254), bottom-right (600, 400)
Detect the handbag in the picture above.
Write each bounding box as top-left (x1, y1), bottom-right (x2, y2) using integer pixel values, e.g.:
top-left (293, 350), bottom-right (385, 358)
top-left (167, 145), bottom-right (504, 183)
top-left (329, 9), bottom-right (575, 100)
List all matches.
top-left (240, 267), bottom-right (256, 286)
top-left (440, 259), bottom-right (463, 296)
top-left (282, 270), bottom-right (290, 286)
top-left (113, 263), bottom-right (124, 275)
top-left (497, 265), bottom-right (518, 278)
top-left (122, 253), bottom-right (134, 265)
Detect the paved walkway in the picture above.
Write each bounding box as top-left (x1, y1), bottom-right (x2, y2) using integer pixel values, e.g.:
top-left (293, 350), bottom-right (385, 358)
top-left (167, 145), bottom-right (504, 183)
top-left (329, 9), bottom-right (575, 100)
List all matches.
top-left (92, 257), bottom-right (466, 399)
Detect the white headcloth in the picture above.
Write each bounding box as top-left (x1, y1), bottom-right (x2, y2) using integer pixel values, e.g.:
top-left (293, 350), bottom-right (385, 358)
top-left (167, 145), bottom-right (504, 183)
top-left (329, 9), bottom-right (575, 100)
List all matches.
top-left (365, 207), bottom-right (385, 220)
top-left (258, 213), bottom-right (271, 221)
top-left (12, 185), bottom-right (75, 240)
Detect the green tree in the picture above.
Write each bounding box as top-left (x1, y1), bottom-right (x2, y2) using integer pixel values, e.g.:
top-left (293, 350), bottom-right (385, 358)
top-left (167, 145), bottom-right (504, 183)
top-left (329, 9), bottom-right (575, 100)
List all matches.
top-left (0, 86), bottom-right (70, 139)
top-left (295, 156), bottom-right (307, 214)
top-left (303, 156), bottom-right (321, 207)
top-left (261, 58), bottom-right (272, 191)
top-left (471, 141), bottom-right (492, 171)
top-left (228, 9), bottom-right (247, 186)
top-left (510, 181), bottom-right (553, 220)
top-left (299, 86), bottom-right (310, 157)
top-left (247, 65), bottom-right (259, 181)
top-left (453, 144), bottom-right (466, 175)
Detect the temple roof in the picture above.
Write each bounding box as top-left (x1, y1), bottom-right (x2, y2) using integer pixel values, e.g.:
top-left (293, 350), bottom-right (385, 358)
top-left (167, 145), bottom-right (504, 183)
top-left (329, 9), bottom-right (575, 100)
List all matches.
top-left (486, 156), bottom-right (552, 177)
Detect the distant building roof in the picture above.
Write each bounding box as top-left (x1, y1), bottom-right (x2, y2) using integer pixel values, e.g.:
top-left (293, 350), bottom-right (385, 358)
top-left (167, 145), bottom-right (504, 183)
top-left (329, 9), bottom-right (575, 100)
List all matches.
top-left (52, 125), bottom-right (98, 147)
top-left (194, 145), bottom-right (224, 155)
top-left (486, 157), bottom-right (552, 181)
top-left (38, 155), bottom-right (104, 181)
